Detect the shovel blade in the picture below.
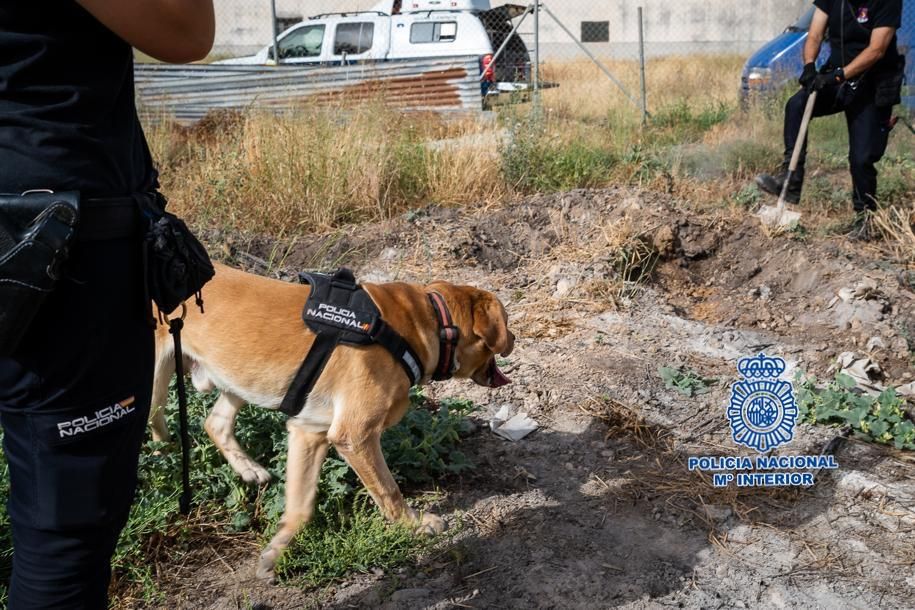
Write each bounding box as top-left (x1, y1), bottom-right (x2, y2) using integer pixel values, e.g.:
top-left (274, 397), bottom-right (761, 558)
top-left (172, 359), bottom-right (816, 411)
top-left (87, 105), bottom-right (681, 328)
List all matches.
top-left (757, 205), bottom-right (801, 230)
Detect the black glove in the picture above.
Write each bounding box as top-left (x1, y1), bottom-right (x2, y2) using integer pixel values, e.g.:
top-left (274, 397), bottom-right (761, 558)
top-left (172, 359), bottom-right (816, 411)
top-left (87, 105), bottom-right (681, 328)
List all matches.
top-left (811, 67), bottom-right (845, 92)
top-left (798, 62), bottom-right (817, 90)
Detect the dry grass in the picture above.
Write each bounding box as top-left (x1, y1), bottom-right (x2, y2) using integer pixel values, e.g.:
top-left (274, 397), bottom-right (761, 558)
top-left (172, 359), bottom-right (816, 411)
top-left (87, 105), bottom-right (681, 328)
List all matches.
top-left (875, 205), bottom-right (915, 262)
top-left (580, 396), bottom-right (807, 532)
top-left (146, 56), bottom-right (753, 236)
top-left (144, 55), bottom-right (911, 253)
top-left (147, 104), bottom-right (505, 235)
top-left (539, 55), bottom-right (746, 122)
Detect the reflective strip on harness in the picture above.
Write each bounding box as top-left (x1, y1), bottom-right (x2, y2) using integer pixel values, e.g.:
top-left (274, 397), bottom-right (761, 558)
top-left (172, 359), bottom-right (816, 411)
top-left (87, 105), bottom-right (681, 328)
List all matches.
top-left (279, 268), bottom-right (425, 417)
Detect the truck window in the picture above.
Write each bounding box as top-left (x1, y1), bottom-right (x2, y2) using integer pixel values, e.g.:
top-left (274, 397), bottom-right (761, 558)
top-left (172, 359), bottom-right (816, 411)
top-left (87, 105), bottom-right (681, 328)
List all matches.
top-left (278, 24), bottom-right (325, 59)
top-left (410, 21), bottom-right (458, 44)
top-left (334, 22), bottom-right (375, 55)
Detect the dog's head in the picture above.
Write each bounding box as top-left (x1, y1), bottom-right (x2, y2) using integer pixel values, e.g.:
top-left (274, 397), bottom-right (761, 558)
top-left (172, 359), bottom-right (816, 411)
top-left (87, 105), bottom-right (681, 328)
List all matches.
top-left (426, 282), bottom-right (515, 388)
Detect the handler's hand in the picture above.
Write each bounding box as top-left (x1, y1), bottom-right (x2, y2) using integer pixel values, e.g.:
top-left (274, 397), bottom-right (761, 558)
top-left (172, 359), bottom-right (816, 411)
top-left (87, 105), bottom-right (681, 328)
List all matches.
top-left (798, 62), bottom-right (817, 90)
top-left (811, 67), bottom-right (845, 92)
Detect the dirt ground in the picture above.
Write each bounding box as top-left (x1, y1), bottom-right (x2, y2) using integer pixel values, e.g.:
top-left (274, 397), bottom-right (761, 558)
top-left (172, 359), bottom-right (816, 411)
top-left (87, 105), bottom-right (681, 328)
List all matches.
top-left (153, 188), bottom-right (915, 609)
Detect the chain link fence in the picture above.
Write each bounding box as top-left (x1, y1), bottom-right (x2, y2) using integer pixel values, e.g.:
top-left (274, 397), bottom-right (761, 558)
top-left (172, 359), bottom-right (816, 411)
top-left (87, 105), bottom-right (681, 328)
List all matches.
top-left (186, 0), bottom-right (915, 140)
top-left (207, 1), bottom-right (823, 116)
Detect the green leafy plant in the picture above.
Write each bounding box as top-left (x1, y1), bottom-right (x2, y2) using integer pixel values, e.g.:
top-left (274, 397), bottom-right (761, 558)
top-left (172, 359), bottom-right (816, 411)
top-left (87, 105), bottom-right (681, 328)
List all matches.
top-left (276, 496), bottom-right (428, 586)
top-left (0, 383), bottom-right (478, 602)
top-left (796, 372), bottom-right (915, 450)
top-left (658, 366), bottom-right (717, 397)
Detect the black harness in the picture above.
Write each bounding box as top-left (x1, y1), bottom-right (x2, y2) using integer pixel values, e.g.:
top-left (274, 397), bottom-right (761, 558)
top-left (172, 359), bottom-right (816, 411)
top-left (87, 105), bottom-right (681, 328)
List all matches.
top-left (280, 268), bottom-right (457, 417)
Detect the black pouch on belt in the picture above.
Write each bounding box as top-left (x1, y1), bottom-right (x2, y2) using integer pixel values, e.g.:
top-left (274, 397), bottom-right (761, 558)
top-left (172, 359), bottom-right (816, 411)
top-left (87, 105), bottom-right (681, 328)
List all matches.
top-left (135, 191), bottom-right (214, 317)
top-left (0, 191), bottom-right (80, 357)
top-left (874, 57), bottom-right (906, 108)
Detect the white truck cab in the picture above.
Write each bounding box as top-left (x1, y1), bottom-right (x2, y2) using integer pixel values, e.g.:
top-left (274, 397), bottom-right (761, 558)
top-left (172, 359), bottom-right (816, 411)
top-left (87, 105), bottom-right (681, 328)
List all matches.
top-left (216, 0), bottom-right (530, 99)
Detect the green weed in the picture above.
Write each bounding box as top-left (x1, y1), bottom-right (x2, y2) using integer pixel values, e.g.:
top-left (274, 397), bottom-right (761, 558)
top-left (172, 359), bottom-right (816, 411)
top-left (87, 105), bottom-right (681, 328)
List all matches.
top-left (276, 497), bottom-right (428, 587)
top-left (796, 372), bottom-right (915, 449)
top-left (501, 117), bottom-right (616, 193)
top-left (649, 100), bottom-right (733, 143)
top-left (658, 366), bottom-right (718, 397)
top-left (734, 183), bottom-right (761, 208)
top-left (0, 385), bottom-right (478, 603)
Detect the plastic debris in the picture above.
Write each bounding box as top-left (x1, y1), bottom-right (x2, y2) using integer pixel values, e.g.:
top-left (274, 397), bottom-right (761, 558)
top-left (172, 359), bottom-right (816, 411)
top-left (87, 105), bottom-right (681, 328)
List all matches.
top-left (829, 352), bottom-right (885, 394)
top-left (489, 404), bottom-right (538, 441)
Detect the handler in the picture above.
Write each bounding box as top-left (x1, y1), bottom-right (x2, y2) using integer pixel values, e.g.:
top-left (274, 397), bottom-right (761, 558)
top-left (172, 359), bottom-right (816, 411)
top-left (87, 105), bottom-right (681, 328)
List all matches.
top-left (0, 2), bottom-right (213, 607)
top-left (755, 0), bottom-right (905, 240)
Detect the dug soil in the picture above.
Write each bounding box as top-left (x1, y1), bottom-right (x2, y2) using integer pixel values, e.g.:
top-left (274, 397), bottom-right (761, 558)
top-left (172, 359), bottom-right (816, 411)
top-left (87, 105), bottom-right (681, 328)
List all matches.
top-left (148, 188), bottom-right (915, 609)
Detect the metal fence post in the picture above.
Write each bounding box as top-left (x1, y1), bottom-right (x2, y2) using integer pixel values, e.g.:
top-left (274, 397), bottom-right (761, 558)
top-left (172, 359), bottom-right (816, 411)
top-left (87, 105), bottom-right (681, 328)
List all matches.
top-left (270, 0), bottom-right (280, 65)
top-left (638, 6), bottom-right (648, 125)
top-left (533, 0), bottom-right (540, 112)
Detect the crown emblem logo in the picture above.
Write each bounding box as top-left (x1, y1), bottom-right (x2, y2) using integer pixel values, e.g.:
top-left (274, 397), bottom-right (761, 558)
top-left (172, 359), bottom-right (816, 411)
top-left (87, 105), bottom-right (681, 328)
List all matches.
top-left (728, 353), bottom-right (797, 453)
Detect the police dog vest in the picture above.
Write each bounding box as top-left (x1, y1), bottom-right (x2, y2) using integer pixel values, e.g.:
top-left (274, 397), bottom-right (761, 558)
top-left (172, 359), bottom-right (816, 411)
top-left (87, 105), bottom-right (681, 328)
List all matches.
top-left (279, 268), bottom-right (424, 417)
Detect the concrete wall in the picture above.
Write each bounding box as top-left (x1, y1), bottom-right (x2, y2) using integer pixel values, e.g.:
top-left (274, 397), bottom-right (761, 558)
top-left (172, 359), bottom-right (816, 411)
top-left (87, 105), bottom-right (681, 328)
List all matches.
top-left (212, 0), bottom-right (812, 58)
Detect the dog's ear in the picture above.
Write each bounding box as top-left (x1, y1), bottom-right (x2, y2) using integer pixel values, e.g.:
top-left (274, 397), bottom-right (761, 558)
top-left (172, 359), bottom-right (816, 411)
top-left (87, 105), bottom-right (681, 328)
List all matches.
top-left (472, 292), bottom-right (515, 356)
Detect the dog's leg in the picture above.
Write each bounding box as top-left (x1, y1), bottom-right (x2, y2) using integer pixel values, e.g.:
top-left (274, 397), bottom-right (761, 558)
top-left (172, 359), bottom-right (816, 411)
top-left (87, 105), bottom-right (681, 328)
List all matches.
top-left (205, 391), bottom-right (272, 485)
top-left (329, 425), bottom-right (445, 536)
top-left (257, 424), bottom-right (328, 582)
top-left (149, 343), bottom-right (176, 443)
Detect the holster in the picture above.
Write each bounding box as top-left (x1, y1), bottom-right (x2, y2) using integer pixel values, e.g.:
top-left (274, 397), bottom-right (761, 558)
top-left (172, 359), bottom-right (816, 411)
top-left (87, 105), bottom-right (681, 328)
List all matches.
top-left (0, 191), bottom-right (80, 357)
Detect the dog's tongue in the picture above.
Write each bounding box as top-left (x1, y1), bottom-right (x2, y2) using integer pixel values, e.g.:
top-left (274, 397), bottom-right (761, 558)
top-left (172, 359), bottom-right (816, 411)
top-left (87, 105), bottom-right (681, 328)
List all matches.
top-left (489, 359), bottom-right (511, 388)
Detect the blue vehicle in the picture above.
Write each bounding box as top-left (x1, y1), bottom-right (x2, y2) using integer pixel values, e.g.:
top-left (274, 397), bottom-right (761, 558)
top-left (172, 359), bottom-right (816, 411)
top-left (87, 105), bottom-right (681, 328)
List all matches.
top-left (741, 5), bottom-right (914, 113)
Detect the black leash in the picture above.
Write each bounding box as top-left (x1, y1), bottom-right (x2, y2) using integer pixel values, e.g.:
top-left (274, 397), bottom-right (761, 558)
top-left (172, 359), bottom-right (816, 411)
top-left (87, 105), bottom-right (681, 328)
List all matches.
top-left (167, 308), bottom-right (193, 515)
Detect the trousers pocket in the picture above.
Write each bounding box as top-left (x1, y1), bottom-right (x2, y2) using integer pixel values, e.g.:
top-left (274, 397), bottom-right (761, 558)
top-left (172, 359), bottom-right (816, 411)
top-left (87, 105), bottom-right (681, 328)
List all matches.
top-left (24, 398), bottom-right (145, 530)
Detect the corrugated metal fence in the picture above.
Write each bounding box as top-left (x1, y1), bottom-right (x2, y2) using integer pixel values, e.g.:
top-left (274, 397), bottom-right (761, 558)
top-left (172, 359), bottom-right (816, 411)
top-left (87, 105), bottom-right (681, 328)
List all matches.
top-left (134, 56), bottom-right (484, 123)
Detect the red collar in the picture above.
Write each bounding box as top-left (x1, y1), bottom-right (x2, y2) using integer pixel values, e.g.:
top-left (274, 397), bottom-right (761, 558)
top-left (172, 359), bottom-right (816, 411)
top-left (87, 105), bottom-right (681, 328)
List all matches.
top-left (428, 291), bottom-right (459, 381)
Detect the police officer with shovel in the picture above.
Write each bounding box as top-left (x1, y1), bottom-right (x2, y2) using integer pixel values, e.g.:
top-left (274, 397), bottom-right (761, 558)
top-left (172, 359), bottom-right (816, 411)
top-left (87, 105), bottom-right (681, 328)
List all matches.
top-left (755, 0), bottom-right (905, 240)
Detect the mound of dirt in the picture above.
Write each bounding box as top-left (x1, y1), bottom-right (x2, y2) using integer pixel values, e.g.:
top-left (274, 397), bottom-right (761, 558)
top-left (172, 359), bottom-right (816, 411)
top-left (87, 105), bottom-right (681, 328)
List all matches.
top-left (159, 187), bottom-right (915, 610)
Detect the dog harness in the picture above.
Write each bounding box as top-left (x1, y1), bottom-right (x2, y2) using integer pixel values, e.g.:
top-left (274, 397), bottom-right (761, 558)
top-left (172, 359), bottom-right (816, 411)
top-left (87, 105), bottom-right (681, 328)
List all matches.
top-left (279, 268), bottom-right (459, 417)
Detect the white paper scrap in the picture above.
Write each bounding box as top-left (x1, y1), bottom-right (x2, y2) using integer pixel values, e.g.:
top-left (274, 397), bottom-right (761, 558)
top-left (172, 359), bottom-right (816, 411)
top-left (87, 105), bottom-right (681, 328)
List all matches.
top-left (489, 405), bottom-right (538, 442)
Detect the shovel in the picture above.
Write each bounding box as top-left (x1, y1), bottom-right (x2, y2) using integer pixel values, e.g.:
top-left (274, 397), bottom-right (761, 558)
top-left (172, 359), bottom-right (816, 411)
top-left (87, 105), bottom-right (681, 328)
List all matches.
top-left (757, 90), bottom-right (817, 231)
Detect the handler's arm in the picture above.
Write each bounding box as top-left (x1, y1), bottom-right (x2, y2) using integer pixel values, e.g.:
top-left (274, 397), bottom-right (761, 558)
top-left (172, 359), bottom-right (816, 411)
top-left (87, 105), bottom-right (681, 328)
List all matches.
top-left (842, 27), bottom-right (896, 79)
top-left (803, 7), bottom-right (829, 64)
top-left (76, 0), bottom-right (215, 63)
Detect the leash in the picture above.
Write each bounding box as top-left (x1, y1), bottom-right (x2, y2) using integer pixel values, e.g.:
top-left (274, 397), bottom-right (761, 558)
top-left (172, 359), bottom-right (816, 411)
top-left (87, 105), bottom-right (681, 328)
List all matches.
top-left (166, 304), bottom-right (193, 515)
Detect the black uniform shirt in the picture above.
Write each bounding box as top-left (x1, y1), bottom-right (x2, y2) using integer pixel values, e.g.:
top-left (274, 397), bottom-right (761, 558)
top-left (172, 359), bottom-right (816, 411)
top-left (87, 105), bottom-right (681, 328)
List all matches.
top-left (0, 2), bottom-right (154, 197)
top-left (812, 0), bottom-right (902, 72)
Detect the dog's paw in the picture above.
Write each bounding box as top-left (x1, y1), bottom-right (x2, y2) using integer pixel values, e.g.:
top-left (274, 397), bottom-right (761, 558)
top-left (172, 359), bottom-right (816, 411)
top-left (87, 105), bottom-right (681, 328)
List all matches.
top-left (256, 548), bottom-right (279, 584)
top-left (232, 457), bottom-right (272, 485)
top-left (240, 464), bottom-right (272, 486)
top-left (414, 512), bottom-right (446, 536)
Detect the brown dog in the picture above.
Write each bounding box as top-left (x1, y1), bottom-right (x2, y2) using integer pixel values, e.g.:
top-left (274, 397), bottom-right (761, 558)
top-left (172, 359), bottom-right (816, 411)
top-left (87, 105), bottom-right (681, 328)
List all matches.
top-left (149, 263), bottom-right (514, 581)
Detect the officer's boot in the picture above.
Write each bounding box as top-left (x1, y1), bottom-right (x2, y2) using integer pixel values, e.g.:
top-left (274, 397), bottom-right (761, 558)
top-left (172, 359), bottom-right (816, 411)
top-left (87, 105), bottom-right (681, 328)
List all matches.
top-left (755, 162), bottom-right (804, 204)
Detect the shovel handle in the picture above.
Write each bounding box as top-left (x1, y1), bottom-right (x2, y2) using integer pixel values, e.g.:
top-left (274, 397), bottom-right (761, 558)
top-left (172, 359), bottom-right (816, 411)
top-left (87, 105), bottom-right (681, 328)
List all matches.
top-left (778, 90), bottom-right (818, 211)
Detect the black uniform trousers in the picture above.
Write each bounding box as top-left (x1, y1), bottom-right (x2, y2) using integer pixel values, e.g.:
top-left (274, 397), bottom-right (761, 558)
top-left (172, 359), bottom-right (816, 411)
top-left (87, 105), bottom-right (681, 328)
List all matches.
top-left (0, 225), bottom-right (153, 609)
top-left (783, 79), bottom-right (893, 212)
